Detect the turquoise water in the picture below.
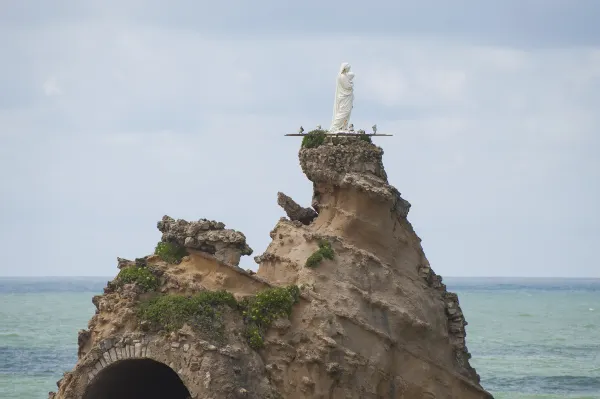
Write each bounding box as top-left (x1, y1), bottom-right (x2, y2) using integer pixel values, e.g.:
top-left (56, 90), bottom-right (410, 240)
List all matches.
top-left (0, 277), bottom-right (598, 398)
top-left (454, 278), bottom-right (600, 399)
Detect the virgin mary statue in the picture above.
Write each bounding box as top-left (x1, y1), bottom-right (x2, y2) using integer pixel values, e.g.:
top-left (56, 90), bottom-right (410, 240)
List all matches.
top-left (329, 63), bottom-right (355, 133)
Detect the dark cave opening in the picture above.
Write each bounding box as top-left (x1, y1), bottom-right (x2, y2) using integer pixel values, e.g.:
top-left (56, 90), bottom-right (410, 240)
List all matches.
top-left (83, 358), bottom-right (191, 399)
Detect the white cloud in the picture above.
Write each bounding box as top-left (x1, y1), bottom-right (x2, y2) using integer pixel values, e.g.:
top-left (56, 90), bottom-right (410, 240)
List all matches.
top-left (43, 76), bottom-right (62, 96)
top-left (0, 15), bottom-right (599, 277)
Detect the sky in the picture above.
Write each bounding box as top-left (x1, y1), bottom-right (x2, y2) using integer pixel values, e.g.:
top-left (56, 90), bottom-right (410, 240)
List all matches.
top-left (1, 1), bottom-right (599, 277)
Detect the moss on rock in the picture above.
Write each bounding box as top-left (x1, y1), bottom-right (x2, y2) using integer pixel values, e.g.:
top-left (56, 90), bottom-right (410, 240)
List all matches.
top-left (137, 290), bottom-right (237, 341)
top-left (305, 240), bottom-right (335, 268)
top-left (137, 285), bottom-right (300, 349)
top-left (357, 134), bottom-right (372, 144)
top-left (302, 129), bottom-right (374, 150)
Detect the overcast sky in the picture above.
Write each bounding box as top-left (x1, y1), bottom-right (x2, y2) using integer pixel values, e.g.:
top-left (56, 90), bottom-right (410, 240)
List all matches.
top-left (1, 1), bottom-right (599, 277)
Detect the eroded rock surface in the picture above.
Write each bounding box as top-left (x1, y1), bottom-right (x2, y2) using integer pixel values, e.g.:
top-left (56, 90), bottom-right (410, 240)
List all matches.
top-left (157, 215), bottom-right (253, 267)
top-left (254, 136), bottom-right (490, 398)
top-left (51, 136), bottom-right (491, 399)
top-left (51, 247), bottom-right (281, 399)
top-left (277, 192), bottom-right (318, 225)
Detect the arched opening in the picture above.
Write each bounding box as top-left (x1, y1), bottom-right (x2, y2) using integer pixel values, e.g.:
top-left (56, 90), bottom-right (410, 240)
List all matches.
top-left (83, 358), bottom-right (191, 399)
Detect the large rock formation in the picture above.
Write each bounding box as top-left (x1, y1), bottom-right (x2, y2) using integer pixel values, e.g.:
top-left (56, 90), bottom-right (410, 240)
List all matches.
top-left (50, 136), bottom-right (492, 399)
top-left (255, 138), bottom-right (486, 398)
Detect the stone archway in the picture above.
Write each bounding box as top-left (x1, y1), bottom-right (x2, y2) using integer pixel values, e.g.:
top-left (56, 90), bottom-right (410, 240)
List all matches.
top-left (83, 358), bottom-right (191, 399)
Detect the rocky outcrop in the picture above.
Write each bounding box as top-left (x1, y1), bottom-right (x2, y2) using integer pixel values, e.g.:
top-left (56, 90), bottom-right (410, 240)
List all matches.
top-left (277, 192), bottom-right (318, 225)
top-left (50, 136), bottom-right (491, 399)
top-left (52, 245), bottom-right (280, 399)
top-left (157, 215), bottom-right (253, 267)
top-left (254, 136), bottom-right (490, 398)
top-left (299, 138), bottom-right (408, 216)
top-left (419, 263), bottom-right (480, 382)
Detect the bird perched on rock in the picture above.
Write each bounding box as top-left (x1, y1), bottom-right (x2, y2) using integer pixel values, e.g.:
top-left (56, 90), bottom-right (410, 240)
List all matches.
top-left (299, 126), bottom-right (304, 134)
top-left (348, 124), bottom-right (355, 132)
top-left (372, 124), bottom-right (377, 134)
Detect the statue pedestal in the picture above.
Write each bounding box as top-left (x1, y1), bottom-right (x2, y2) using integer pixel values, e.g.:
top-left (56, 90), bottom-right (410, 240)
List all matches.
top-left (285, 133), bottom-right (393, 137)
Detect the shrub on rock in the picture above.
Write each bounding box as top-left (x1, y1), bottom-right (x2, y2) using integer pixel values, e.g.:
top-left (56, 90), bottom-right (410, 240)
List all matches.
top-left (138, 290), bottom-right (237, 341)
top-left (239, 285), bottom-right (300, 349)
top-left (301, 129), bottom-right (327, 149)
top-left (305, 240), bottom-right (335, 268)
top-left (154, 241), bottom-right (188, 264)
top-left (116, 267), bottom-right (159, 292)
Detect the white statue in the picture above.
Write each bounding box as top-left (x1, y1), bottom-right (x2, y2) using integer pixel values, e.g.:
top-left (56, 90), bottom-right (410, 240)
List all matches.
top-left (329, 63), bottom-right (355, 133)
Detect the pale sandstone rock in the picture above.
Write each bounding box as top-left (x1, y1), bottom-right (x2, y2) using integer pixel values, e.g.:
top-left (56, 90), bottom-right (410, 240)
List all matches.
top-left (50, 137), bottom-right (491, 399)
top-left (254, 137), bottom-right (488, 398)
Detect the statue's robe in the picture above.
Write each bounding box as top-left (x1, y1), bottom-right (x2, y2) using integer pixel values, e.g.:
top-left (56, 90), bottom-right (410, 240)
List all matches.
top-left (329, 63), bottom-right (354, 132)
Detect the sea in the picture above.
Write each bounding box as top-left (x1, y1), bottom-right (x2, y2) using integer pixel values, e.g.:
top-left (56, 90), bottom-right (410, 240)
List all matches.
top-left (0, 277), bottom-right (598, 398)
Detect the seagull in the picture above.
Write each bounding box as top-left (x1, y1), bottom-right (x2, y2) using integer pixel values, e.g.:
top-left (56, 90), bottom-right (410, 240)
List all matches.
top-left (348, 124), bottom-right (355, 132)
top-left (316, 125), bottom-right (321, 130)
top-left (299, 126), bottom-right (304, 134)
top-left (372, 124), bottom-right (377, 134)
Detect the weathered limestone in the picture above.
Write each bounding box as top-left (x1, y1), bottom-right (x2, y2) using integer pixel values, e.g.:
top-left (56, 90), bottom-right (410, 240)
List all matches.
top-left (276, 192), bottom-right (318, 225)
top-left (157, 215), bottom-right (253, 266)
top-left (50, 251), bottom-right (281, 399)
top-left (253, 137), bottom-right (490, 398)
top-left (50, 136), bottom-right (491, 399)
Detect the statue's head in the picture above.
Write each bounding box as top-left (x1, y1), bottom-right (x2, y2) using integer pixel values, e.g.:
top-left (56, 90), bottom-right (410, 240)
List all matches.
top-left (340, 62), bottom-right (351, 74)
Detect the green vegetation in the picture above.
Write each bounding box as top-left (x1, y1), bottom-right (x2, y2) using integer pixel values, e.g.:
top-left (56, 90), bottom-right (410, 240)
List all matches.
top-left (137, 285), bottom-right (300, 350)
top-left (138, 290), bottom-right (237, 341)
top-left (116, 266), bottom-right (159, 292)
top-left (301, 129), bottom-right (327, 148)
top-left (154, 241), bottom-right (188, 264)
top-left (301, 128), bottom-right (374, 149)
top-left (243, 324), bottom-right (264, 349)
top-left (305, 240), bottom-right (335, 268)
top-left (357, 134), bottom-right (372, 144)
top-left (239, 285), bottom-right (301, 349)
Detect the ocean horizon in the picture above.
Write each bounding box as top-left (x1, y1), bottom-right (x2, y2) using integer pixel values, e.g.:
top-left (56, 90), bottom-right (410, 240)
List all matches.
top-left (1, 276), bottom-right (598, 398)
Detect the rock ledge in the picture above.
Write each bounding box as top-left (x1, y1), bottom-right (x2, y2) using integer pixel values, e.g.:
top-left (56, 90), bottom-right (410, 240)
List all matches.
top-left (157, 215), bottom-right (252, 266)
